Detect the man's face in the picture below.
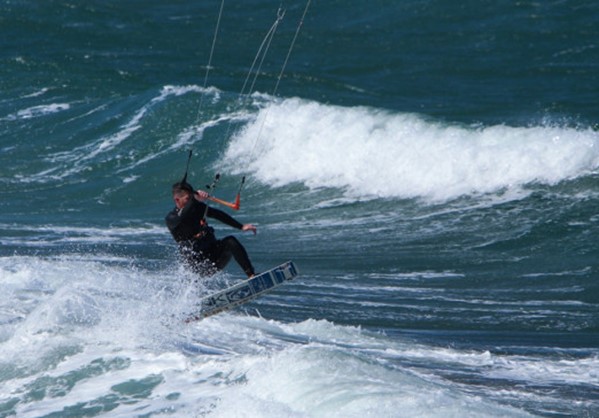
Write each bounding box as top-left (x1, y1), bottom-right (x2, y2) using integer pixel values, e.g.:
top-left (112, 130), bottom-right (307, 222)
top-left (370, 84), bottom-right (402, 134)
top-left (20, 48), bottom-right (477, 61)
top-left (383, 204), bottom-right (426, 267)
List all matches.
top-left (173, 191), bottom-right (191, 209)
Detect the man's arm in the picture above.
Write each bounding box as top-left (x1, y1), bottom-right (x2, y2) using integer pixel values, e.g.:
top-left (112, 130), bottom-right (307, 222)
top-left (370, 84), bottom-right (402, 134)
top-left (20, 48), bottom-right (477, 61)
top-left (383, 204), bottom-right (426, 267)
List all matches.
top-left (195, 190), bottom-right (256, 233)
top-left (205, 205), bottom-right (244, 230)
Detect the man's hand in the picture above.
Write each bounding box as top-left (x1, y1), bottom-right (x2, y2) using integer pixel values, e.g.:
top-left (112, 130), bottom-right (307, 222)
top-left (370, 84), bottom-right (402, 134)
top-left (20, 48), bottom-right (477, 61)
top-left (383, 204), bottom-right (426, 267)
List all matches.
top-left (242, 224), bottom-right (257, 235)
top-left (194, 190), bottom-right (209, 201)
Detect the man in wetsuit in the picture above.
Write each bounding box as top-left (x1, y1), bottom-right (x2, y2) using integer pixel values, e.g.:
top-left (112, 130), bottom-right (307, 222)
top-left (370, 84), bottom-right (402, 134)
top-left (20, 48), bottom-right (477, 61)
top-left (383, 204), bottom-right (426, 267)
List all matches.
top-left (165, 181), bottom-right (256, 277)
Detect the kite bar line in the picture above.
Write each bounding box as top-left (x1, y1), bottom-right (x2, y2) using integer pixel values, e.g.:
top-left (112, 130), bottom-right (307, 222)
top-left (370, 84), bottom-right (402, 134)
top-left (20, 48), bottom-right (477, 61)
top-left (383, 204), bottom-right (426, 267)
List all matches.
top-left (183, 1), bottom-right (311, 211)
top-left (218, 7), bottom-right (287, 162)
top-left (240, 7), bottom-right (286, 97)
top-left (195, 0), bottom-right (226, 124)
top-left (201, 173), bottom-right (221, 221)
top-left (274, 0), bottom-right (311, 95)
top-left (246, 0), bottom-right (312, 163)
top-left (202, 7), bottom-right (287, 205)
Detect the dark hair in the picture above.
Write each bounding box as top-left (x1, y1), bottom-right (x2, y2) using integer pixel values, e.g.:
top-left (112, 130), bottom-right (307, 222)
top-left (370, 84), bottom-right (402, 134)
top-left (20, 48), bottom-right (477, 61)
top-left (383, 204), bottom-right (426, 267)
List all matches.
top-left (172, 181), bottom-right (194, 195)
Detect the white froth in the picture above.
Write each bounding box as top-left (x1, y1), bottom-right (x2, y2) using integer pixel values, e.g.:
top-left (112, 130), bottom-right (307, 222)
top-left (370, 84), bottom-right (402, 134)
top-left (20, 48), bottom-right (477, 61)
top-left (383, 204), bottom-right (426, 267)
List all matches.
top-left (223, 98), bottom-right (599, 201)
top-left (0, 257), bottom-right (586, 417)
top-left (4, 103), bottom-right (70, 121)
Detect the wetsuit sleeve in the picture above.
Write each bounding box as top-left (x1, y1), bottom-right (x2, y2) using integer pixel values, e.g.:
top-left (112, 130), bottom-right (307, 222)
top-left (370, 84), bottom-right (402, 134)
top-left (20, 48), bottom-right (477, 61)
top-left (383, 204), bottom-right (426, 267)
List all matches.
top-left (205, 206), bottom-right (244, 230)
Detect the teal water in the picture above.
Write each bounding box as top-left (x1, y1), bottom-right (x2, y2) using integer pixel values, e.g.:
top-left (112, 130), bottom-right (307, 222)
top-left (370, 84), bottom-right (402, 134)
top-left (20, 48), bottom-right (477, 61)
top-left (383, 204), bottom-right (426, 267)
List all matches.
top-left (1, 1), bottom-right (599, 417)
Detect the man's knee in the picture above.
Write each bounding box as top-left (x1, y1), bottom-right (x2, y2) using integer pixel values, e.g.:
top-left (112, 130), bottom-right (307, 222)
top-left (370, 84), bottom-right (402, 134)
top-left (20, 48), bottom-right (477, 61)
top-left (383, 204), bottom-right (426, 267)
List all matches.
top-left (222, 235), bottom-right (241, 250)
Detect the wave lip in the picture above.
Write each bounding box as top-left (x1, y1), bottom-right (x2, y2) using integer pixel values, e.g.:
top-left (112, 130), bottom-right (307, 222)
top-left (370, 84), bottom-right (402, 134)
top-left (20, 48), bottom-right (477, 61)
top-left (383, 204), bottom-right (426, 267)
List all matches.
top-left (224, 98), bottom-right (599, 202)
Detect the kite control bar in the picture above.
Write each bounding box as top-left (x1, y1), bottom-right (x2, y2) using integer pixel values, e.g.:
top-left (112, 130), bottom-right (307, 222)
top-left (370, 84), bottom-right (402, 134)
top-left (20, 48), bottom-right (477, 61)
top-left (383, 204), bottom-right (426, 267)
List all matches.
top-left (181, 150), bottom-right (243, 211)
top-left (202, 173), bottom-right (242, 211)
top-left (207, 194), bottom-right (241, 210)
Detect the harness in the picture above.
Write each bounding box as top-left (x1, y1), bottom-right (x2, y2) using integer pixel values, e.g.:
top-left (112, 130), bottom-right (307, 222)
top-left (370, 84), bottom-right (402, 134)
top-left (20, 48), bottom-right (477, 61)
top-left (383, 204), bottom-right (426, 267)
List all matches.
top-left (193, 219), bottom-right (215, 241)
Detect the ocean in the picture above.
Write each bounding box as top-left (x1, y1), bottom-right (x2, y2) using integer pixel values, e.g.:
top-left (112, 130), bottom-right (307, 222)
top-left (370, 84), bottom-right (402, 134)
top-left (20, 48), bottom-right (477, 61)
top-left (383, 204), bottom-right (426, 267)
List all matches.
top-left (1, 0), bottom-right (598, 416)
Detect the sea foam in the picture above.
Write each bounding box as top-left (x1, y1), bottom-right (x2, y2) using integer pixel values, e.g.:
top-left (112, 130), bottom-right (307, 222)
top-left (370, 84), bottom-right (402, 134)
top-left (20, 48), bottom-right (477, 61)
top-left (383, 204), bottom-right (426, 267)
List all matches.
top-left (223, 97), bottom-right (599, 202)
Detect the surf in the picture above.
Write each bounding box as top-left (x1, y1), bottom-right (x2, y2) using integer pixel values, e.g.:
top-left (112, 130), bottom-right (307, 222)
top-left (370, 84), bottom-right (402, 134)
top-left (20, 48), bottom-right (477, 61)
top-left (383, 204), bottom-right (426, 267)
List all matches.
top-left (222, 97), bottom-right (599, 203)
top-left (0, 255), bottom-right (536, 418)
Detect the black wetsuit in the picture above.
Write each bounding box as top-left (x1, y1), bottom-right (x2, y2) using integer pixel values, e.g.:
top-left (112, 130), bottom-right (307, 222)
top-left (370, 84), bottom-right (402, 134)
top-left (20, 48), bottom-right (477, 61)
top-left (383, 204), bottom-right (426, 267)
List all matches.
top-left (165, 197), bottom-right (255, 277)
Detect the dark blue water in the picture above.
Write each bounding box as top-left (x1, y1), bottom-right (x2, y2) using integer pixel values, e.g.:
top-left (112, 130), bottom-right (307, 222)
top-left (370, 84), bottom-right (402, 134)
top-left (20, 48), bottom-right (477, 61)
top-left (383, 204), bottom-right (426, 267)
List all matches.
top-left (1, 1), bottom-right (598, 417)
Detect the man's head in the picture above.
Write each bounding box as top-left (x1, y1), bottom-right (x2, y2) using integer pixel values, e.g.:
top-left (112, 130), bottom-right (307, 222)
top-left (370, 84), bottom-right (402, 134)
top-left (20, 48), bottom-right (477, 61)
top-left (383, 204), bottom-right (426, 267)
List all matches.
top-left (172, 181), bottom-right (194, 209)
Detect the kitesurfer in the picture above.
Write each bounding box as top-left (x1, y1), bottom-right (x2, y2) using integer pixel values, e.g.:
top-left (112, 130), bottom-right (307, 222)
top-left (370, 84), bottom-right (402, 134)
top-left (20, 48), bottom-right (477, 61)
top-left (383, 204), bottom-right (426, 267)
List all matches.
top-left (165, 181), bottom-right (256, 278)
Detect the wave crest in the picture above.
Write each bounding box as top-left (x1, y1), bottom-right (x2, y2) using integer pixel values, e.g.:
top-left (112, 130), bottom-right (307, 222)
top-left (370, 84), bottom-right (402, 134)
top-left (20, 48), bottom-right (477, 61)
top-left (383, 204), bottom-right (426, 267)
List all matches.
top-left (223, 98), bottom-right (599, 201)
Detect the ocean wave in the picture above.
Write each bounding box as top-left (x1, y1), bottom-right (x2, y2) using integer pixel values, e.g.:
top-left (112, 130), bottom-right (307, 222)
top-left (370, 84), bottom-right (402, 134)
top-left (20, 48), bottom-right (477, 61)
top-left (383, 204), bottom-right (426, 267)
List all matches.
top-left (7, 85), bottom-right (240, 186)
top-left (0, 253), bottom-right (593, 417)
top-left (223, 97), bottom-right (599, 202)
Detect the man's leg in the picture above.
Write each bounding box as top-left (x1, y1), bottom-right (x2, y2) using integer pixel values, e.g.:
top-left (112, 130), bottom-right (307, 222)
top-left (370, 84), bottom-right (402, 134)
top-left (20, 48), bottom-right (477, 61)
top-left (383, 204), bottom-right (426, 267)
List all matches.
top-left (213, 236), bottom-right (255, 277)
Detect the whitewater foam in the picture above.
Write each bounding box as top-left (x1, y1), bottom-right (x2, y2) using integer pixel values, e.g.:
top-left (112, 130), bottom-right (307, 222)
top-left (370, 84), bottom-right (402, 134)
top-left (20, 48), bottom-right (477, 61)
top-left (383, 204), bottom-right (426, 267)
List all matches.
top-left (223, 97), bottom-right (599, 202)
top-left (4, 103), bottom-right (71, 121)
top-left (1, 256), bottom-right (536, 417)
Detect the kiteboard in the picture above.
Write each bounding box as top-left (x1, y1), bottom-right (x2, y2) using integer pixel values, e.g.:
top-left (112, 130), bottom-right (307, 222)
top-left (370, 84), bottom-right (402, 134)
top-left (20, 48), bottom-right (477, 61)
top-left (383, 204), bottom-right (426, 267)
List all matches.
top-left (186, 261), bottom-right (299, 322)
